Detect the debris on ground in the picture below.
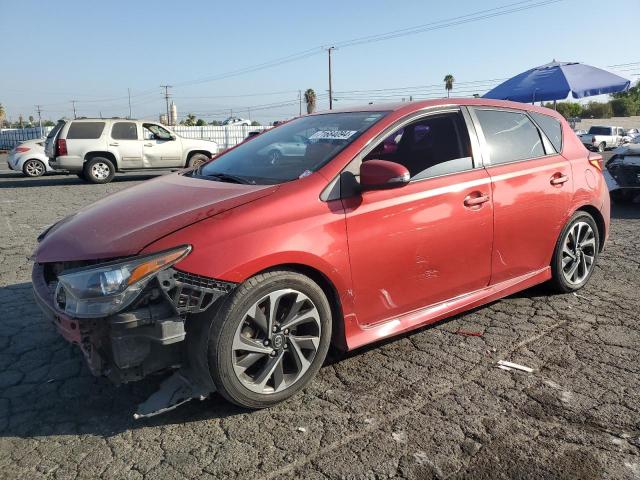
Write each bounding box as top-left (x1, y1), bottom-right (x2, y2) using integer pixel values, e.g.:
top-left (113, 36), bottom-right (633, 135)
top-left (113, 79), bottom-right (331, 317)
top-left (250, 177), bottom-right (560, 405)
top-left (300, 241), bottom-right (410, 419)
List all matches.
top-left (496, 360), bottom-right (534, 373)
top-left (455, 329), bottom-right (483, 337)
top-left (296, 426), bottom-right (307, 433)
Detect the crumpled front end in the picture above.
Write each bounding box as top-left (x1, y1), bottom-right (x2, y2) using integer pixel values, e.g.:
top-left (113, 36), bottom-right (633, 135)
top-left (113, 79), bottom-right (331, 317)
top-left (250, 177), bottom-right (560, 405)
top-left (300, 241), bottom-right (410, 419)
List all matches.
top-left (32, 260), bottom-right (234, 385)
top-left (606, 152), bottom-right (640, 202)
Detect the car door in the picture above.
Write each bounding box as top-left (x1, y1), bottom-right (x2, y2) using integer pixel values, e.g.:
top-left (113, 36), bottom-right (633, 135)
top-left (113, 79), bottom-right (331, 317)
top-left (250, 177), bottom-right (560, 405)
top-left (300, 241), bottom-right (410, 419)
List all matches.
top-left (342, 109), bottom-right (493, 327)
top-left (110, 121), bottom-right (142, 169)
top-left (142, 123), bottom-right (183, 167)
top-left (469, 107), bottom-right (571, 285)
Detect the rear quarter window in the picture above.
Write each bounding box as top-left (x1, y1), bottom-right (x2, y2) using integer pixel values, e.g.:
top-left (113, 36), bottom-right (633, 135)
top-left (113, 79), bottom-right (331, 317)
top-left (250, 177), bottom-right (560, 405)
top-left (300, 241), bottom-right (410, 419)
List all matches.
top-left (530, 112), bottom-right (563, 152)
top-left (66, 122), bottom-right (105, 139)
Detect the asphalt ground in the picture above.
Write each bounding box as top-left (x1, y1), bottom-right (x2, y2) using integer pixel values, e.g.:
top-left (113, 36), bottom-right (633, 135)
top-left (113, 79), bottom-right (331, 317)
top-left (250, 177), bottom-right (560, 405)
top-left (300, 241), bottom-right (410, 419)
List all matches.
top-left (0, 153), bottom-right (639, 479)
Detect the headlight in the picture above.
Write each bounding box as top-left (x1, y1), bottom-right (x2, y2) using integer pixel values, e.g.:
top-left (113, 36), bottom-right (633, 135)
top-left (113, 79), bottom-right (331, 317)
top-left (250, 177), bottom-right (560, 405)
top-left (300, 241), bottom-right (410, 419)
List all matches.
top-left (55, 245), bottom-right (191, 318)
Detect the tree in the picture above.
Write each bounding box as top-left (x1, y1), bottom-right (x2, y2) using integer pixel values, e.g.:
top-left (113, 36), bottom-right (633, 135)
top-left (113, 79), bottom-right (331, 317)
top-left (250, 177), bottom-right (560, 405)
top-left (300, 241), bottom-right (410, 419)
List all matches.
top-left (545, 102), bottom-right (582, 119)
top-left (582, 101), bottom-right (613, 119)
top-left (28, 115), bottom-right (34, 125)
top-left (250, 120), bottom-right (261, 126)
top-left (0, 103), bottom-right (5, 127)
top-left (43, 120), bottom-right (56, 127)
top-left (304, 88), bottom-right (316, 114)
top-left (181, 113), bottom-right (197, 126)
top-left (209, 120), bottom-right (221, 126)
top-left (195, 118), bottom-right (207, 126)
top-left (443, 74), bottom-right (455, 98)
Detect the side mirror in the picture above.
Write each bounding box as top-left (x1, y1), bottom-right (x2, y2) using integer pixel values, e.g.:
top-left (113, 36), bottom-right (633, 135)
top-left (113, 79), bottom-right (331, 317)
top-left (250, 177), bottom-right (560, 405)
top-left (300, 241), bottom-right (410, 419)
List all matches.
top-left (360, 160), bottom-right (410, 191)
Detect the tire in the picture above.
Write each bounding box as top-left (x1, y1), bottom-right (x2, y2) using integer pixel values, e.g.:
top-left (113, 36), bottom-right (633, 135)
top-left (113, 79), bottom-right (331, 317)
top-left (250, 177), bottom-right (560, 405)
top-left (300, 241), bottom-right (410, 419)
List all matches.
top-left (207, 270), bottom-right (332, 409)
top-left (187, 153), bottom-right (209, 168)
top-left (22, 159), bottom-right (46, 177)
top-left (83, 157), bottom-right (115, 184)
top-left (549, 211), bottom-right (600, 293)
top-left (597, 142), bottom-right (605, 153)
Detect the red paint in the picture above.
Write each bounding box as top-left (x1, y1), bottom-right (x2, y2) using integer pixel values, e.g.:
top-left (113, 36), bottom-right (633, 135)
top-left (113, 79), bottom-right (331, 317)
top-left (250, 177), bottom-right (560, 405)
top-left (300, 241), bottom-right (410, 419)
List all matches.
top-left (36, 99), bottom-right (610, 352)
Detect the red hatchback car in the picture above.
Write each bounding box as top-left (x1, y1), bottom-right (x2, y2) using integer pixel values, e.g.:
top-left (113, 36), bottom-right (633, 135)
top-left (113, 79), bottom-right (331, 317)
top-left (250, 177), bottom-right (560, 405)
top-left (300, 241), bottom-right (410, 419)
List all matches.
top-left (32, 99), bottom-right (610, 415)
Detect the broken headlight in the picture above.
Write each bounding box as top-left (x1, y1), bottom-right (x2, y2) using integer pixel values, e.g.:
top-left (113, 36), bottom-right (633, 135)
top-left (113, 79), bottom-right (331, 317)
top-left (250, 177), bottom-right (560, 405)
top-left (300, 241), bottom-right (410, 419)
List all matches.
top-left (55, 245), bottom-right (191, 318)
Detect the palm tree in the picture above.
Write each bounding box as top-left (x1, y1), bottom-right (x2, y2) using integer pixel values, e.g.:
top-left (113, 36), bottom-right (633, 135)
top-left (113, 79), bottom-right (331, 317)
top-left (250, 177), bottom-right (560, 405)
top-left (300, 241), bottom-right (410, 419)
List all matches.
top-left (304, 89), bottom-right (316, 114)
top-left (0, 103), bottom-right (5, 128)
top-left (443, 74), bottom-right (455, 98)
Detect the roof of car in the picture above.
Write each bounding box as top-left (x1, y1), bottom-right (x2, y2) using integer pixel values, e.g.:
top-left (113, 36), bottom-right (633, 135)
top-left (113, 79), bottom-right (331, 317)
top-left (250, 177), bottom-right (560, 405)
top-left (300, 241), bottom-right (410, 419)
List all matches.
top-left (314, 98), bottom-right (563, 119)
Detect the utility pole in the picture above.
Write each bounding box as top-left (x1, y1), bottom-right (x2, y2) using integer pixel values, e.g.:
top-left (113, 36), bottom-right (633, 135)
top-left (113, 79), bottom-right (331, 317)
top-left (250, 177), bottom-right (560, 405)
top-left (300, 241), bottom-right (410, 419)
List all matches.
top-left (71, 100), bottom-right (77, 119)
top-left (298, 90), bottom-right (302, 116)
top-left (326, 47), bottom-right (336, 110)
top-left (128, 88), bottom-right (132, 119)
top-left (161, 85), bottom-right (172, 125)
top-left (35, 105), bottom-right (43, 133)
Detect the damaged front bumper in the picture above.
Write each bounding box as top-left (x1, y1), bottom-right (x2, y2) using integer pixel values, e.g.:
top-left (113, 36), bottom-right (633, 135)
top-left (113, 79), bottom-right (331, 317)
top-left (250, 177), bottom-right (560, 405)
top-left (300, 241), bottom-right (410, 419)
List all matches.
top-left (32, 261), bottom-right (235, 416)
top-left (605, 150), bottom-right (640, 202)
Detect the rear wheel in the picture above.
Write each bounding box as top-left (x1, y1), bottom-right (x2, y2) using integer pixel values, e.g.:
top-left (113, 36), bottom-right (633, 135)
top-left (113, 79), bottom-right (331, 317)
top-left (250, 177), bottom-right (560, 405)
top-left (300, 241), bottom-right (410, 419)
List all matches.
top-left (22, 159), bottom-right (46, 177)
top-left (84, 157), bottom-right (115, 184)
top-left (550, 211), bottom-right (599, 293)
top-left (597, 142), bottom-right (605, 153)
top-left (207, 270), bottom-right (332, 408)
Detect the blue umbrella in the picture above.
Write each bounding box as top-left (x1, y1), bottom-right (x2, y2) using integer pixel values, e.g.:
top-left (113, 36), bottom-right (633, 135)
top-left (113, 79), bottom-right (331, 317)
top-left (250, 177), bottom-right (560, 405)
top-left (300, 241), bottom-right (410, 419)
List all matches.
top-left (483, 60), bottom-right (630, 103)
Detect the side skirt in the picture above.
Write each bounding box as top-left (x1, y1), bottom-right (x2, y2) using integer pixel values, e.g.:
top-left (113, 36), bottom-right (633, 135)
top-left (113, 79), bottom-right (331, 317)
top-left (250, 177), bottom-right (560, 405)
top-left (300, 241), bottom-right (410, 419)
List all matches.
top-left (346, 267), bottom-right (551, 350)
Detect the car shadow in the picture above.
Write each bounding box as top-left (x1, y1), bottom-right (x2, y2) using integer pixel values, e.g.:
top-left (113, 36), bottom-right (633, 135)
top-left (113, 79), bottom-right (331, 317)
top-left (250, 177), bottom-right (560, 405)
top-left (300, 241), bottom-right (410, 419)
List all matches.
top-left (0, 277), bottom-right (564, 439)
top-left (0, 172), bottom-right (165, 188)
top-left (611, 201), bottom-right (640, 219)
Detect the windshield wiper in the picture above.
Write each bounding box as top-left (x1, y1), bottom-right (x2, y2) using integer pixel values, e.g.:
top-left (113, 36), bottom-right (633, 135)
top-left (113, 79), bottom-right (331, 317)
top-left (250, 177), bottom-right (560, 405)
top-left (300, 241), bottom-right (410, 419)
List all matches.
top-left (195, 171), bottom-right (253, 184)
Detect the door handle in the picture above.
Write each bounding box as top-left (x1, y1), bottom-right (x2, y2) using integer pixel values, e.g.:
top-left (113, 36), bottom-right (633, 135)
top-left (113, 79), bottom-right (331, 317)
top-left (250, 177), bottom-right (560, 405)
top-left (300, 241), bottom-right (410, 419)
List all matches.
top-left (144, 143), bottom-right (153, 147)
top-left (550, 174), bottom-right (569, 185)
top-left (463, 193), bottom-right (490, 207)
top-left (109, 142), bottom-right (119, 146)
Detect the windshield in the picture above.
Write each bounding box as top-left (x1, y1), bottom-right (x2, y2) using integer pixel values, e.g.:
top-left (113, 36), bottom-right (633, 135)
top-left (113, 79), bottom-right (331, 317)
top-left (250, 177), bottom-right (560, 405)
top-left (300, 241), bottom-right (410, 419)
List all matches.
top-left (588, 126), bottom-right (611, 135)
top-left (196, 111), bottom-right (387, 184)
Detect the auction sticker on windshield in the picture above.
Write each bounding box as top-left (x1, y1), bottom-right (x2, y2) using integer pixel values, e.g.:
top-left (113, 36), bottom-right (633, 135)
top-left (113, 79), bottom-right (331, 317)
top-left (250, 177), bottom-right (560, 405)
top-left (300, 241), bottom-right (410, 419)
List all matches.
top-left (309, 130), bottom-right (358, 140)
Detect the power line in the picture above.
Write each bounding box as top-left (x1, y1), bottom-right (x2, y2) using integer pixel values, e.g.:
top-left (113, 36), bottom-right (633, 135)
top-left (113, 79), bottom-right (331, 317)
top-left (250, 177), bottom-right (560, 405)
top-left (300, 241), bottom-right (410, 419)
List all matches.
top-left (168, 0), bottom-right (562, 89)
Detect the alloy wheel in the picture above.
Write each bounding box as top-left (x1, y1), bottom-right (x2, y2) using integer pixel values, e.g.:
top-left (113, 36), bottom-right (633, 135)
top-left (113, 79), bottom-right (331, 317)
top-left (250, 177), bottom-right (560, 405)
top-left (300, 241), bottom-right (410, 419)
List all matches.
top-left (561, 221), bottom-right (596, 285)
top-left (91, 162), bottom-right (111, 180)
top-left (232, 288), bottom-right (321, 394)
top-left (24, 160), bottom-right (45, 177)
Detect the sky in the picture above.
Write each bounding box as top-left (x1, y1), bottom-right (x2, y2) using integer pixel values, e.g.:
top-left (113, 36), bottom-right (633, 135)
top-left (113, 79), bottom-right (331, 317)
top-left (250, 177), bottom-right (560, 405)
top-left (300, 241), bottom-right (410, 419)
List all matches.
top-left (0, 0), bottom-right (637, 124)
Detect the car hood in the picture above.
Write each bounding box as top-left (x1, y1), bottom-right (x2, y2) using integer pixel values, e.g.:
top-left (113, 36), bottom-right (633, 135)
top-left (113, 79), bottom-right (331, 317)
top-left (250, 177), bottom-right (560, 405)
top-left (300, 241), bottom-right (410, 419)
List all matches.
top-left (34, 173), bottom-right (278, 262)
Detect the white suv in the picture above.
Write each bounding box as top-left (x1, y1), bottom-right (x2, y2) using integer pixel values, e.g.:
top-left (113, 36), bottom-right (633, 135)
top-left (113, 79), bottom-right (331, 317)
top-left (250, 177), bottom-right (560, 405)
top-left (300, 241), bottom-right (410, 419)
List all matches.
top-left (45, 118), bottom-right (218, 183)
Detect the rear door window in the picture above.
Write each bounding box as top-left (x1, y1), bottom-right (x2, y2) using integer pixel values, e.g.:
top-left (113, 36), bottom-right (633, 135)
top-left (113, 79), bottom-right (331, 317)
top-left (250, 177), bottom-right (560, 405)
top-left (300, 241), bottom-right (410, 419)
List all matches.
top-left (66, 122), bottom-right (105, 139)
top-left (111, 122), bottom-right (138, 140)
top-left (530, 112), bottom-right (562, 152)
top-left (474, 109), bottom-right (544, 165)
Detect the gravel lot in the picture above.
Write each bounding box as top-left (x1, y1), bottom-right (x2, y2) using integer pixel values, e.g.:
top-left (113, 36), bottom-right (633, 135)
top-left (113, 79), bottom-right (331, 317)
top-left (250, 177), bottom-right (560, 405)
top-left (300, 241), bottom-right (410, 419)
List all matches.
top-left (1, 154), bottom-right (639, 479)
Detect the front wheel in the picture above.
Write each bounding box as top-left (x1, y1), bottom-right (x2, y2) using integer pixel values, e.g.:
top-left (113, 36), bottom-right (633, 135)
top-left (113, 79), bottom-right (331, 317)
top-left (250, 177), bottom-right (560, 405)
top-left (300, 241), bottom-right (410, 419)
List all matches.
top-left (550, 212), bottom-right (600, 293)
top-left (207, 270), bottom-right (332, 408)
top-left (188, 153), bottom-right (209, 168)
top-left (22, 159), bottom-right (46, 177)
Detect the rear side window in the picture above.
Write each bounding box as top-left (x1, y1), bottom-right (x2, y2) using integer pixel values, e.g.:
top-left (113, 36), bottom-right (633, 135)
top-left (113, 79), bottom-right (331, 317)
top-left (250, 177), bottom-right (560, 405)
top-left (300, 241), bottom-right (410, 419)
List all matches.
top-left (111, 122), bottom-right (138, 140)
top-left (530, 112), bottom-right (562, 152)
top-left (475, 109), bottom-right (544, 165)
top-left (66, 122), bottom-right (105, 139)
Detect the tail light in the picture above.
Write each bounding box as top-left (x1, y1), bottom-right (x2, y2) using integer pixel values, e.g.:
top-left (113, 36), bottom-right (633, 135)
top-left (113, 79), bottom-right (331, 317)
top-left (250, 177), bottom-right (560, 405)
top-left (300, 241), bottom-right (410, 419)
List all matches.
top-left (56, 139), bottom-right (67, 156)
top-left (588, 152), bottom-right (603, 171)
top-left (15, 146), bottom-right (31, 153)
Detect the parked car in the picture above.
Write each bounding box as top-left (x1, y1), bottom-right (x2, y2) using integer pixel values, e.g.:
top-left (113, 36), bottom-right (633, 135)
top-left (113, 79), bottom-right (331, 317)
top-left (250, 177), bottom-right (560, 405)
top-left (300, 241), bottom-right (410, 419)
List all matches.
top-left (32, 99), bottom-right (609, 416)
top-left (574, 129), bottom-right (587, 135)
top-left (6, 138), bottom-right (54, 177)
top-left (578, 126), bottom-right (625, 152)
top-left (44, 118), bottom-right (218, 183)
top-left (257, 133), bottom-right (309, 163)
top-left (605, 143), bottom-right (640, 202)
top-left (222, 116), bottom-right (251, 126)
top-left (621, 128), bottom-right (640, 144)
